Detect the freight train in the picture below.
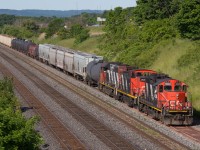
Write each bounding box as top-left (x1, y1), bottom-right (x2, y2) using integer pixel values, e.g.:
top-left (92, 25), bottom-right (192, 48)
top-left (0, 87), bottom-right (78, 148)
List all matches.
top-left (0, 34), bottom-right (193, 125)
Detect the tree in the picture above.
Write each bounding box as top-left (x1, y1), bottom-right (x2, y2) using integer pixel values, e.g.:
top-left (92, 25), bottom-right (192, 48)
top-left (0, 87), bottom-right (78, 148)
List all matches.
top-left (22, 20), bottom-right (39, 32)
top-left (69, 24), bottom-right (90, 44)
top-left (2, 25), bottom-right (34, 39)
top-left (0, 14), bottom-right (16, 27)
top-left (70, 24), bottom-right (84, 37)
top-left (57, 28), bottom-right (71, 39)
top-left (176, 0), bottom-right (200, 40)
top-left (0, 78), bottom-right (43, 149)
top-left (74, 28), bottom-right (90, 44)
top-left (45, 18), bottom-right (64, 38)
top-left (133, 0), bottom-right (182, 24)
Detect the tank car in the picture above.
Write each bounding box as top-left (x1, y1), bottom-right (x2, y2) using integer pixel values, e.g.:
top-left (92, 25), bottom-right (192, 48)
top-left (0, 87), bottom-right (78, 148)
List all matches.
top-left (74, 52), bottom-right (103, 80)
top-left (28, 43), bottom-right (39, 59)
top-left (139, 74), bottom-right (193, 125)
top-left (85, 60), bottom-right (105, 86)
top-left (11, 38), bottom-right (33, 54)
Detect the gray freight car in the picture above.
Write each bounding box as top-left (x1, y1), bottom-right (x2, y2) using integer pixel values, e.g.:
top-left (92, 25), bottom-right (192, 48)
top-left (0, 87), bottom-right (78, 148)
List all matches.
top-left (73, 52), bottom-right (103, 80)
top-left (56, 46), bottom-right (75, 72)
top-left (39, 44), bottom-right (56, 64)
top-left (49, 46), bottom-right (57, 66)
top-left (63, 50), bottom-right (75, 74)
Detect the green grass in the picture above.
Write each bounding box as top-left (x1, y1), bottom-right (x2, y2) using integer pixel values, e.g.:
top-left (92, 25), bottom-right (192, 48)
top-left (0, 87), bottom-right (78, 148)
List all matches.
top-left (34, 33), bottom-right (101, 54)
top-left (88, 26), bottom-right (105, 37)
top-left (88, 26), bottom-right (104, 33)
top-left (72, 36), bottom-right (100, 53)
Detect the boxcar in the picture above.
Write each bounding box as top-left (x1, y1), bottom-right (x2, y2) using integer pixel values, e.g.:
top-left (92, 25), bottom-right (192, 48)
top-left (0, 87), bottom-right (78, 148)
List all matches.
top-left (0, 34), bottom-right (14, 47)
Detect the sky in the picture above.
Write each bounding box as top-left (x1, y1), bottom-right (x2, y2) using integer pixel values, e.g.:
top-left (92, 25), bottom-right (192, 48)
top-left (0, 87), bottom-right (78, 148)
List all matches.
top-left (0, 0), bottom-right (137, 10)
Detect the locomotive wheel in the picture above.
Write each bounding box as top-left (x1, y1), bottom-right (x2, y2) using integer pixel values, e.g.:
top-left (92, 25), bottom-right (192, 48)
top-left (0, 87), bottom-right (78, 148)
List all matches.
top-left (98, 84), bottom-right (103, 91)
top-left (161, 109), bottom-right (170, 125)
top-left (128, 98), bottom-right (134, 107)
top-left (144, 106), bottom-right (149, 116)
top-left (161, 115), bottom-right (170, 125)
top-left (77, 76), bottom-right (79, 80)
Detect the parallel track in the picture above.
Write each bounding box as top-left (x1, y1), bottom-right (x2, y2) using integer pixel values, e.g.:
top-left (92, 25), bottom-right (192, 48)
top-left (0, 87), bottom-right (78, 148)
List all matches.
top-left (172, 126), bottom-right (200, 143)
top-left (0, 62), bottom-right (85, 150)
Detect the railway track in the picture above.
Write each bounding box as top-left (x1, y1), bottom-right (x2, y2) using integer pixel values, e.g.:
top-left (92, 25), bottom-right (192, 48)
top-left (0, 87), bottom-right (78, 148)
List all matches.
top-left (0, 61), bottom-right (85, 150)
top-left (172, 126), bottom-right (200, 143)
top-left (1, 44), bottom-right (198, 149)
top-left (0, 46), bottom-right (136, 150)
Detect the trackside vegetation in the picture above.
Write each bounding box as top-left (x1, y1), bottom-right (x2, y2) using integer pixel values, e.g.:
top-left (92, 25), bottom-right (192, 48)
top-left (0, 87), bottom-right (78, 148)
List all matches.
top-left (0, 78), bottom-right (43, 150)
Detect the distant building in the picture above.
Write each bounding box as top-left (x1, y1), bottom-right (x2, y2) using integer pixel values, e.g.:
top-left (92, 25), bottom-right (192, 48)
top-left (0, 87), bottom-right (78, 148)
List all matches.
top-left (97, 17), bottom-right (106, 25)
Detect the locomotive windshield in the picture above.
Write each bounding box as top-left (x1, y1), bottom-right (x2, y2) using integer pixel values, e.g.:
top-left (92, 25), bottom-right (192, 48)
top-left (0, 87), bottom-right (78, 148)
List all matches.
top-left (164, 85), bottom-right (172, 91)
top-left (174, 85), bottom-right (181, 91)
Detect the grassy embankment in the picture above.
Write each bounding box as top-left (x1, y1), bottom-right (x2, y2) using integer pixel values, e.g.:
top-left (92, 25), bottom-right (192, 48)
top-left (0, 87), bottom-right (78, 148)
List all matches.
top-left (33, 26), bottom-right (104, 54)
top-left (33, 27), bottom-right (200, 115)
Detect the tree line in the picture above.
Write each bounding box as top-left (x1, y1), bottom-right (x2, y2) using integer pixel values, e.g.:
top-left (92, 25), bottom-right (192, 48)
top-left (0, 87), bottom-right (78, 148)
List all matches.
top-left (0, 12), bottom-right (102, 44)
top-left (99, 0), bottom-right (200, 67)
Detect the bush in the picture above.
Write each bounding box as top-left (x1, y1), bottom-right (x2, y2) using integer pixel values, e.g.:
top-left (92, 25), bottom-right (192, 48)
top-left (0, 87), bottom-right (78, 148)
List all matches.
top-left (2, 25), bottom-right (35, 38)
top-left (0, 78), bottom-right (43, 149)
top-left (74, 29), bottom-right (89, 44)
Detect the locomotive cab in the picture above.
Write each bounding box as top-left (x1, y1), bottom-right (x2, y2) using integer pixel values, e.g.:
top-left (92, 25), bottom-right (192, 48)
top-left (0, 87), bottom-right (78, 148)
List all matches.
top-left (143, 74), bottom-right (193, 125)
top-left (156, 80), bottom-right (192, 110)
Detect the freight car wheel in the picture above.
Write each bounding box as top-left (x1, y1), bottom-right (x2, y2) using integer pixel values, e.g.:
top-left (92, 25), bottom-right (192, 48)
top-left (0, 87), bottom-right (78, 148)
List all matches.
top-left (114, 93), bottom-right (120, 100)
top-left (138, 103), bottom-right (143, 112)
top-left (144, 106), bottom-right (149, 116)
top-left (98, 84), bottom-right (103, 91)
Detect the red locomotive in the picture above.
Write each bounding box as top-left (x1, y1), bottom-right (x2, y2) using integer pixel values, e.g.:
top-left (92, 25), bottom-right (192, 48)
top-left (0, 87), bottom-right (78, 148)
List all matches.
top-left (140, 74), bottom-right (193, 125)
top-left (86, 60), bottom-right (193, 125)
